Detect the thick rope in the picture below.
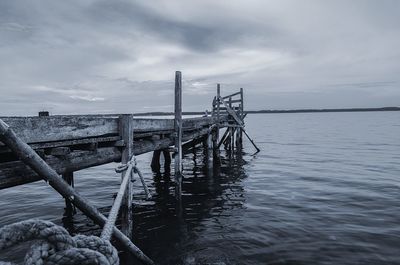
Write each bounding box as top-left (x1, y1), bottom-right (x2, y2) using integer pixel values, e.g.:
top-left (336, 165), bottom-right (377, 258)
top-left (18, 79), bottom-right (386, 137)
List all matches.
top-left (115, 155), bottom-right (152, 200)
top-left (0, 219), bottom-right (119, 265)
top-left (101, 161), bottom-right (133, 241)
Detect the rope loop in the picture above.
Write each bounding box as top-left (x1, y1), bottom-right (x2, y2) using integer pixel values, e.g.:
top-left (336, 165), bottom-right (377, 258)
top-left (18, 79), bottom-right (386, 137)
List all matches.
top-left (0, 219), bottom-right (119, 265)
top-left (115, 155), bottom-right (137, 173)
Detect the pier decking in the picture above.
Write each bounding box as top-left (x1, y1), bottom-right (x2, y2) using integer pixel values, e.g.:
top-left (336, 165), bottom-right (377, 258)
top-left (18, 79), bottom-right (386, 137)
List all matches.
top-left (0, 71), bottom-right (257, 264)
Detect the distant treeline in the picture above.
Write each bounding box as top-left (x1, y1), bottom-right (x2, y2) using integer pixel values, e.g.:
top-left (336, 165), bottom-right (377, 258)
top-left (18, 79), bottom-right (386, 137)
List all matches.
top-left (134, 107), bottom-right (400, 116)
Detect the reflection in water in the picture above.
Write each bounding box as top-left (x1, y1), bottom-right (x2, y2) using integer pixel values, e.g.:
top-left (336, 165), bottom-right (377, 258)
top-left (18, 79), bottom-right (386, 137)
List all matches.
top-left (128, 145), bottom-right (248, 265)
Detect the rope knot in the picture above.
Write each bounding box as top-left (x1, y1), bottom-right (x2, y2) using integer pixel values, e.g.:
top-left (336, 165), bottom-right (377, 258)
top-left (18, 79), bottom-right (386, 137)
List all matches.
top-left (0, 219), bottom-right (119, 265)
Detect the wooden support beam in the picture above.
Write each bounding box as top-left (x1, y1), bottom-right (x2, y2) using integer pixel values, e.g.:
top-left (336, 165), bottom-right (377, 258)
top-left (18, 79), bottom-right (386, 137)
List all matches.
top-left (50, 147), bottom-right (71, 157)
top-left (174, 71), bottom-right (183, 198)
top-left (242, 128), bottom-right (260, 152)
top-left (218, 97), bottom-right (244, 127)
top-left (222, 91), bottom-right (241, 99)
top-left (119, 114), bottom-right (134, 237)
top-left (217, 128), bottom-right (230, 149)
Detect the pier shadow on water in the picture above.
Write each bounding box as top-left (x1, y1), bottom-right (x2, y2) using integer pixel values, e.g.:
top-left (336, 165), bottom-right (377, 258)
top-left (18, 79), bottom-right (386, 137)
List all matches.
top-left (126, 147), bottom-right (249, 265)
top-left (58, 145), bottom-right (249, 265)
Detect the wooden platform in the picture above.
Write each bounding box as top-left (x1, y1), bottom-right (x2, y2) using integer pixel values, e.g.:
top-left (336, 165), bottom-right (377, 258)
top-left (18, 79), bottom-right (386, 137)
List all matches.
top-left (0, 115), bottom-right (231, 189)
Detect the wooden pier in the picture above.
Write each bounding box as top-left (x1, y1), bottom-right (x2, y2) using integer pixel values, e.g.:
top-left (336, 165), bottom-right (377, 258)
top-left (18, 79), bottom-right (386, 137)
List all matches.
top-left (0, 71), bottom-right (257, 264)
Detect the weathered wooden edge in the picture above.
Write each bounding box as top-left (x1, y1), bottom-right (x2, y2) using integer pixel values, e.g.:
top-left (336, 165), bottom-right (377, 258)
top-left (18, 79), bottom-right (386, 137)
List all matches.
top-left (0, 126), bottom-right (215, 189)
top-left (0, 116), bottom-right (227, 146)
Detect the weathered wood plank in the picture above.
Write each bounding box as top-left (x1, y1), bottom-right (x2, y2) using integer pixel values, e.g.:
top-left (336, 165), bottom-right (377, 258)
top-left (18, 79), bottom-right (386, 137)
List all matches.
top-left (1, 116), bottom-right (119, 144)
top-left (222, 91), bottom-right (241, 99)
top-left (0, 136), bottom-right (121, 153)
top-left (0, 116), bottom-right (227, 147)
top-left (218, 97), bottom-right (244, 127)
top-left (217, 99), bottom-right (242, 104)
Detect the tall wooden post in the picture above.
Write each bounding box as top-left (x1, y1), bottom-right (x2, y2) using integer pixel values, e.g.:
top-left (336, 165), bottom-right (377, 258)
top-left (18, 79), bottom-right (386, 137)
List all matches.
top-left (174, 71), bottom-right (183, 198)
top-left (239, 87), bottom-right (244, 144)
top-left (119, 114), bottom-right (134, 237)
top-left (214, 84), bottom-right (221, 161)
top-left (217, 84), bottom-right (220, 125)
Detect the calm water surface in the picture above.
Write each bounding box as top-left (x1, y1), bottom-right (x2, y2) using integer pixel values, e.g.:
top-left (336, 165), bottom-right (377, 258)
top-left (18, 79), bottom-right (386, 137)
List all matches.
top-left (1, 112), bottom-right (400, 264)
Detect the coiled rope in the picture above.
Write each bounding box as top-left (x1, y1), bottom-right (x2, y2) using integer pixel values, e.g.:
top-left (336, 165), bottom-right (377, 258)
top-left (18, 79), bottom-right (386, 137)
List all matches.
top-left (0, 219), bottom-right (119, 265)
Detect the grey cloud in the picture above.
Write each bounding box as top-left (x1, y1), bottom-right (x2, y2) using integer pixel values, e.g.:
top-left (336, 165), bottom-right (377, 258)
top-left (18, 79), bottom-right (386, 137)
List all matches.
top-left (0, 0), bottom-right (399, 116)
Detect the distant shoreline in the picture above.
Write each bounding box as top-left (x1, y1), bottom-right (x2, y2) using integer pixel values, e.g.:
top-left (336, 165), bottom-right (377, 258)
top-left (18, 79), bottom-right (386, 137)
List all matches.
top-left (246, 107), bottom-right (400, 114)
top-left (134, 107), bottom-right (400, 116)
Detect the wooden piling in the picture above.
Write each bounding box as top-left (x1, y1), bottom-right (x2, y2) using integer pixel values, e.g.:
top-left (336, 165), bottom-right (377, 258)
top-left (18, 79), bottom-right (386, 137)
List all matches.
top-left (174, 71), bottom-right (183, 198)
top-left (239, 87), bottom-right (244, 144)
top-left (162, 149), bottom-right (171, 172)
top-left (119, 114), bottom-right (134, 237)
top-left (207, 132), bottom-right (213, 167)
top-left (217, 84), bottom-right (221, 124)
top-left (62, 172), bottom-right (76, 215)
top-left (211, 127), bottom-right (219, 162)
top-left (150, 150), bottom-right (161, 172)
top-left (214, 84), bottom-right (221, 162)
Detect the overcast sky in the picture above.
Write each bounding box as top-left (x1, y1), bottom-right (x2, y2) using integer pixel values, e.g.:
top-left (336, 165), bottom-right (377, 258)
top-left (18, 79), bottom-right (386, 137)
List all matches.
top-left (1, 0), bottom-right (399, 115)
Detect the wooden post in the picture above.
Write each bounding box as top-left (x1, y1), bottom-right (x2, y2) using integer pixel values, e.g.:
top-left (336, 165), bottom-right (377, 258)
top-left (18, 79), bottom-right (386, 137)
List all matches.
top-left (207, 131), bottom-right (213, 168)
top-left (217, 84), bottom-right (221, 125)
top-left (215, 84), bottom-right (221, 161)
top-left (230, 127), bottom-right (235, 151)
top-left (235, 127), bottom-right (241, 149)
top-left (239, 87), bottom-right (244, 144)
top-left (174, 71), bottom-right (182, 198)
top-left (162, 149), bottom-right (171, 173)
top-left (150, 150), bottom-right (161, 172)
top-left (62, 172), bottom-right (76, 216)
top-left (119, 114), bottom-right (134, 237)
top-left (212, 127), bottom-right (219, 163)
